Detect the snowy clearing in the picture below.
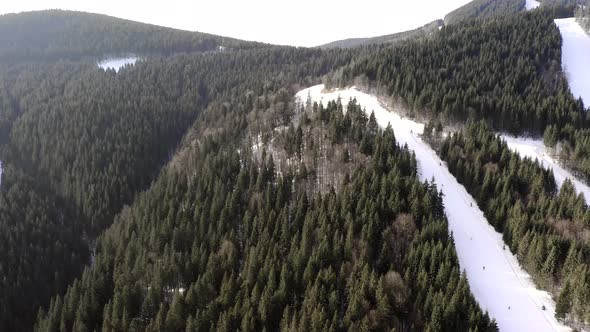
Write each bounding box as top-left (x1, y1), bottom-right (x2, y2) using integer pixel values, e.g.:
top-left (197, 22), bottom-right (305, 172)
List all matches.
top-left (555, 18), bottom-right (590, 107)
top-left (501, 135), bottom-right (590, 204)
top-left (526, 0), bottom-right (541, 10)
top-left (296, 85), bottom-right (571, 332)
top-left (97, 56), bottom-right (137, 72)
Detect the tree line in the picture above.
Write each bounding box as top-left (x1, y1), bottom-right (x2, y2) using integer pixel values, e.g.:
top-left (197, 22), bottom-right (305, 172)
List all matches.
top-left (439, 121), bottom-right (590, 329)
top-left (0, 41), bottom-right (354, 330)
top-left (338, 8), bottom-right (590, 187)
top-left (34, 93), bottom-right (496, 331)
top-left (0, 10), bottom-right (260, 63)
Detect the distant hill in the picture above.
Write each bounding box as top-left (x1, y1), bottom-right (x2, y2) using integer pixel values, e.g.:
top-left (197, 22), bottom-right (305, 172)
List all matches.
top-left (444, 0), bottom-right (526, 24)
top-left (318, 19), bottom-right (444, 49)
top-left (0, 10), bottom-right (260, 62)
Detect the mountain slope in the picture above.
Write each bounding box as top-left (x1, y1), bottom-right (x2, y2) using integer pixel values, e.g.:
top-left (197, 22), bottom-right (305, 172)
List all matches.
top-left (0, 10), bottom-right (258, 62)
top-left (444, 0), bottom-right (526, 24)
top-left (299, 85), bottom-right (570, 332)
top-left (318, 19), bottom-right (443, 49)
top-left (34, 82), bottom-right (496, 332)
top-left (0, 22), bottom-right (352, 330)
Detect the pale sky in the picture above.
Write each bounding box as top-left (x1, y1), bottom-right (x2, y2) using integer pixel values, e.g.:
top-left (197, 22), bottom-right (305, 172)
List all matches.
top-left (0, 0), bottom-right (473, 47)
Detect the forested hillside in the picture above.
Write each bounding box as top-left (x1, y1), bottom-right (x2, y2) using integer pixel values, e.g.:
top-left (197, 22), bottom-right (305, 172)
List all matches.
top-left (0, 10), bottom-right (257, 62)
top-left (443, 0), bottom-right (526, 24)
top-left (338, 9), bottom-right (590, 183)
top-left (577, 0), bottom-right (590, 30)
top-left (4, 2), bottom-right (590, 331)
top-left (439, 122), bottom-right (590, 329)
top-left (318, 20), bottom-right (443, 49)
top-left (0, 24), bottom-right (353, 330)
top-left (34, 91), bottom-right (496, 331)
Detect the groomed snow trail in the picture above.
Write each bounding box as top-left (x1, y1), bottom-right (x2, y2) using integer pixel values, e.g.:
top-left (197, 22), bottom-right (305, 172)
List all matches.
top-left (555, 18), bottom-right (590, 107)
top-left (526, 0), bottom-right (541, 10)
top-left (501, 135), bottom-right (590, 203)
top-left (97, 56), bottom-right (137, 72)
top-left (297, 85), bottom-right (571, 332)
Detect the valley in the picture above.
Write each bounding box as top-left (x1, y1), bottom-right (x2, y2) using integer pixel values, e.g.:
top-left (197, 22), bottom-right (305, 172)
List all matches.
top-left (2, 1), bottom-right (590, 331)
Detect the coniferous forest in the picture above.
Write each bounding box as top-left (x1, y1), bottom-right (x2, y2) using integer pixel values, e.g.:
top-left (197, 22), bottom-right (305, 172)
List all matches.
top-left (1, 2), bottom-right (590, 331)
top-left (337, 8), bottom-right (590, 182)
top-left (439, 122), bottom-right (590, 328)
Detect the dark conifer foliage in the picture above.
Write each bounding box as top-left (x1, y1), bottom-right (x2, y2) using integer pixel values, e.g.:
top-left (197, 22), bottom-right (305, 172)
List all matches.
top-left (0, 45), bottom-right (353, 331)
top-left (0, 10), bottom-right (258, 63)
top-left (340, 9), bottom-right (590, 182)
top-left (35, 95), bottom-right (496, 332)
top-left (577, 0), bottom-right (590, 31)
top-left (444, 0), bottom-right (526, 24)
top-left (439, 121), bottom-right (590, 327)
top-left (342, 10), bottom-right (580, 134)
top-left (0, 165), bottom-right (87, 332)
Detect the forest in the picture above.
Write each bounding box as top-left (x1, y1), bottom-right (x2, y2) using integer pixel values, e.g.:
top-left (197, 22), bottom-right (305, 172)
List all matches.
top-left (34, 94), bottom-right (496, 331)
top-left (443, 0), bottom-right (526, 24)
top-left (438, 121), bottom-right (590, 329)
top-left (0, 34), bottom-right (353, 330)
top-left (337, 8), bottom-right (590, 183)
top-left (2, 2), bottom-right (590, 331)
top-left (0, 10), bottom-right (258, 63)
top-left (577, 0), bottom-right (590, 30)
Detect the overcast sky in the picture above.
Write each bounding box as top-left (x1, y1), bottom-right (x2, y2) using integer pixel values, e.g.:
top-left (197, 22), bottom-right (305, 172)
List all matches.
top-left (0, 0), bottom-right (473, 47)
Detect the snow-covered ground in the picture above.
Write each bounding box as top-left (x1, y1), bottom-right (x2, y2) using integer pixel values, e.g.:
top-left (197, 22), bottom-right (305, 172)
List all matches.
top-left (555, 18), bottom-right (590, 107)
top-left (97, 56), bottom-right (138, 72)
top-left (526, 0), bottom-right (541, 10)
top-left (501, 135), bottom-right (590, 203)
top-left (296, 84), bottom-right (571, 332)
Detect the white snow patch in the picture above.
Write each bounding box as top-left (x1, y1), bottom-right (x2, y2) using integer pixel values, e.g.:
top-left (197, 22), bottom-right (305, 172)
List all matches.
top-left (296, 84), bottom-right (571, 332)
top-left (252, 134), bottom-right (263, 151)
top-left (555, 18), bottom-right (590, 107)
top-left (526, 0), bottom-right (541, 10)
top-left (97, 56), bottom-right (138, 72)
top-left (501, 135), bottom-right (590, 203)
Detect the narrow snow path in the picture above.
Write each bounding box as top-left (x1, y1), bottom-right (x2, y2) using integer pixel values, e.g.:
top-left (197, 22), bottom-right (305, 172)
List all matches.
top-left (526, 0), bottom-right (541, 10)
top-left (501, 135), bottom-right (590, 203)
top-left (97, 56), bottom-right (137, 72)
top-left (555, 18), bottom-right (590, 107)
top-left (297, 85), bottom-right (571, 332)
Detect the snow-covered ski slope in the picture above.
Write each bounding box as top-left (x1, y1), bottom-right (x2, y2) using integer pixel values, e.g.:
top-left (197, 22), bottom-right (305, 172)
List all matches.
top-left (499, 18), bottom-right (590, 203)
top-left (555, 18), bottom-right (590, 107)
top-left (501, 135), bottom-right (590, 203)
top-left (296, 85), bottom-right (571, 332)
top-left (97, 56), bottom-right (137, 72)
top-left (526, 0), bottom-right (541, 10)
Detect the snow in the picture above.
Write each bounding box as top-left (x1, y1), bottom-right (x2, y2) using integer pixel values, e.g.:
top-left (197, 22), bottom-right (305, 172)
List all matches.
top-left (296, 84), bottom-right (571, 332)
top-left (501, 135), bottom-right (590, 203)
top-left (526, 0), bottom-right (541, 10)
top-left (97, 56), bottom-right (137, 72)
top-left (555, 18), bottom-right (590, 108)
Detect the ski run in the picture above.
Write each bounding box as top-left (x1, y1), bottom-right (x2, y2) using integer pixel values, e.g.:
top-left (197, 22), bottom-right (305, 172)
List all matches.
top-left (500, 135), bottom-right (590, 203)
top-left (499, 18), bottom-right (590, 218)
top-left (555, 18), bottom-right (590, 107)
top-left (296, 84), bottom-right (571, 332)
top-left (526, 0), bottom-right (541, 11)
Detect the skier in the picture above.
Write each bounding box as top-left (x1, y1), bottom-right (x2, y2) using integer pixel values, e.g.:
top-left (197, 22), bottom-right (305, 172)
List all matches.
top-left (483, 266), bottom-right (485, 270)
